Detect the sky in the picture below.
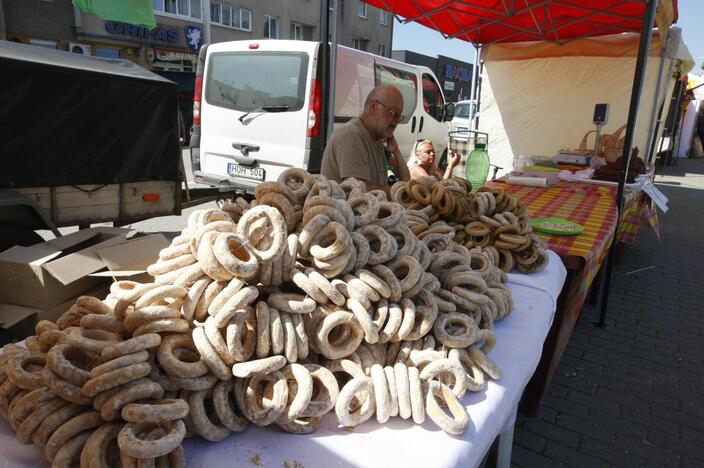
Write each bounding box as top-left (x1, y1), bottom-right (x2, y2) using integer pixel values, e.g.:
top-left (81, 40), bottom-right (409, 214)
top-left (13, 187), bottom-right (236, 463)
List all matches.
top-left (392, 0), bottom-right (704, 73)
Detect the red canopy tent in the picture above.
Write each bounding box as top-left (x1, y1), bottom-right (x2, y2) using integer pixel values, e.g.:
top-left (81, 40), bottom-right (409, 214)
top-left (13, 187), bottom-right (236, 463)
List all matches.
top-left (364, 0), bottom-right (676, 45)
top-left (359, 0), bottom-right (677, 326)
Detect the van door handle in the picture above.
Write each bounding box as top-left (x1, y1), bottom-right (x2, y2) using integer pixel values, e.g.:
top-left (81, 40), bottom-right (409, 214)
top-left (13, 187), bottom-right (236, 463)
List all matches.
top-left (411, 116), bottom-right (416, 133)
top-left (419, 116), bottom-right (424, 133)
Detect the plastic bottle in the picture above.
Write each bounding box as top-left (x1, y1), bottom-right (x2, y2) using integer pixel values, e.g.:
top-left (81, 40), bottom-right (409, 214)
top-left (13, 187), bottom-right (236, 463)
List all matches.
top-left (513, 153), bottom-right (526, 175)
top-left (465, 141), bottom-right (490, 192)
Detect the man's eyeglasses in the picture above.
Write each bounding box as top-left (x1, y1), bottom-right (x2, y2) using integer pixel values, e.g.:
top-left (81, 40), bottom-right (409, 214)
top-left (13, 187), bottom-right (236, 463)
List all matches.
top-left (375, 100), bottom-right (404, 122)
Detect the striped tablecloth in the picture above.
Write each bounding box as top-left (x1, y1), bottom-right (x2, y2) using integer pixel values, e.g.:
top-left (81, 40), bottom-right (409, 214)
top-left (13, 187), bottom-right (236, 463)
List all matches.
top-left (499, 181), bottom-right (618, 309)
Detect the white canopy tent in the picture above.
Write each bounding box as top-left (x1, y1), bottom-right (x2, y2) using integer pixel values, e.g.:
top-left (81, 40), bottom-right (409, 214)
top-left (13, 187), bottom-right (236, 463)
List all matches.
top-left (477, 27), bottom-right (693, 174)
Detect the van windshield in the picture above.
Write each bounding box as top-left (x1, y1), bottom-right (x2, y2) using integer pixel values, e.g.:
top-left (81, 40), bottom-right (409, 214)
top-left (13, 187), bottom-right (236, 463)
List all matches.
top-left (205, 51), bottom-right (309, 112)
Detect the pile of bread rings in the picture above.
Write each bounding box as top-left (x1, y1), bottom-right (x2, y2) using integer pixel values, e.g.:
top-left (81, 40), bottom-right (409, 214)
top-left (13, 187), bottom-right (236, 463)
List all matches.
top-left (0, 169), bottom-right (528, 466)
top-left (390, 177), bottom-right (549, 273)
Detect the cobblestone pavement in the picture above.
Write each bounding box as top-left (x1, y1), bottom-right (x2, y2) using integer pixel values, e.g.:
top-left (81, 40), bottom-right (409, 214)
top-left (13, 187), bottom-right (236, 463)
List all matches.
top-left (512, 158), bottom-right (704, 467)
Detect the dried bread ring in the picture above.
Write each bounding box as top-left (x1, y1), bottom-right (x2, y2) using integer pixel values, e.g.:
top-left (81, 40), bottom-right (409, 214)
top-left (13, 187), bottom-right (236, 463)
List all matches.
top-left (269, 308), bottom-right (285, 355)
top-left (370, 364), bottom-right (391, 423)
top-left (432, 312), bottom-right (478, 348)
top-left (212, 379), bottom-right (248, 432)
top-left (346, 299), bottom-right (378, 344)
top-left (213, 232), bottom-right (259, 280)
top-left (80, 313), bottom-right (127, 337)
top-left (468, 344), bottom-right (502, 380)
top-left (267, 293), bottom-right (316, 314)
top-left (31, 402), bottom-right (87, 447)
top-left (96, 379), bottom-right (164, 421)
top-left (75, 296), bottom-right (113, 315)
top-left (181, 277), bottom-right (210, 322)
top-left (291, 314), bottom-right (309, 360)
top-left (389, 256), bottom-right (422, 292)
top-left (157, 334), bottom-right (208, 379)
top-left (159, 241), bottom-right (192, 261)
top-left (258, 191), bottom-right (298, 232)
top-left (310, 221), bottom-right (350, 261)
top-left (45, 410), bottom-right (103, 462)
top-left (35, 320), bottom-right (58, 336)
top-left (133, 319), bottom-right (189, 337)
top-left (192, 327), bottom-right (230, 381)
top-left (232, 355), bottom-right (286, 378)
top-left (82, 362), bottom-right (152, 397)
top-left (134, 285), bottom-right (187, 311)
top-left (348, 194), bottom-right (380, 227)
top-left (315, 310), bottom-right (364, 360)
top-left (102, 333), bottom-right (161, 362)
top-left (207, 279), bottom-right (244, 317)
top-left (297, 364), bottom-right (338, 418)
top-left (80, 422), bottom-right (124, 468)
top-left (424, 380), bottom-right (468, 434)
top-left (350, 231), bottom-right (371, 271)
top-left (52, 429), bottom-right (93, 468)
top-left (125, 305), bottom-right (181, 332)
top-left (378, 302), bottom-right (403, 343)
top-left (306, 269), bottom-right (346, 306)
top-left (255, 181), bottom-right (298, 205)
top-left (118, 420), bottom-right (186, 458)
top-left (407, 366), bottom-right (425, 424)
top-left (15, 398), bottom-right (69, 444)
top-left (56, 305), bottom-right (94, 330)
top-left (355, 268), bottom-right (392, 299)
top-left (335, 377), bottom-right (375, 427)
top-left (356, 224), bottom-right (397, 265)
top-left (254, 301), bottom-right (271, 358)
top-left (6, 352), bottom-right (46, 390)
top-left (370, 202), bottom-right (404, 229)
top-left (147, 254), bottom-right (196, 277)
top-left (8, 386), bottom-right (55, 425)
top-left (280, 312), bottom-right (298, 363)
top-left (277, 168), bottom-right (313, 202)
top-left (298, 213), bottom-right (330, 256)
top-left (242, 370), bottom-right (288, 427)
top-left (237, 205), bottom-right (287, 262)
top-left (209, 286), bottom-right (259, 328)
top-left (197, 230), bottom-right (234, 281)
top-left (122, 399), bottom-right (189, 423)
top-left (292, 269), bottom-right (329, 304)
top-left (47, 344), bottom-right (95, 386)
top-left (41, 367), bottom-right (91, 405)
top-left (419, 358), bottom-right (468, 398)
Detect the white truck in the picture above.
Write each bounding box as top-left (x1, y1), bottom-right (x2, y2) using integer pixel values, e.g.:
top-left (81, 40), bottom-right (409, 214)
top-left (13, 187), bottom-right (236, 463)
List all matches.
top-left (190, 40), bottom-right (454, 192)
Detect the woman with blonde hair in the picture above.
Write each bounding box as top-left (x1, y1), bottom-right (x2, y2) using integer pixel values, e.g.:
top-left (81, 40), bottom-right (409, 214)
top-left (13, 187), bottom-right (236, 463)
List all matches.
top-left (408, 139), bottom-right (461, 180)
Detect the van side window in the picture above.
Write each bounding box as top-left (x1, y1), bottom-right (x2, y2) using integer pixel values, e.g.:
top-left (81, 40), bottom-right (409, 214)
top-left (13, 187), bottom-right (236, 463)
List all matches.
top-left (205, 52), bottom-right (308, 112)
top-left (374, 63), bottom-right (417, 124)
top-left (422, 73), bottom-right (444, 122)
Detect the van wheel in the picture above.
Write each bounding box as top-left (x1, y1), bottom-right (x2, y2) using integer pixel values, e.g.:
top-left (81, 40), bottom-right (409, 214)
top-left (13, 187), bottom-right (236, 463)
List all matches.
top-left (438, 149), bottom-right (448, 172)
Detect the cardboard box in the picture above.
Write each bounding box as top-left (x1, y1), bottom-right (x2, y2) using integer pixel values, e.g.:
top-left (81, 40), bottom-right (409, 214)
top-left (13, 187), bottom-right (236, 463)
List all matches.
top-left (0, 228), bottom-right (168, 309)
top-left (0, 284), bottom-right (111, 346)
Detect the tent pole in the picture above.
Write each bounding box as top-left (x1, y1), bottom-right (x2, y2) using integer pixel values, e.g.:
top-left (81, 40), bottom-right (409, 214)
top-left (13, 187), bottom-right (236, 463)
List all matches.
top-left (644, 31), bottom-right (671, 164)
top-left (328, 3), bottom-right (338, 139)
top-left (469, 45), bottom-right (479, 129)
top-left (319, 0), bottom-right (331, 145)
top-left (595, 0), bottom-right (658, 328)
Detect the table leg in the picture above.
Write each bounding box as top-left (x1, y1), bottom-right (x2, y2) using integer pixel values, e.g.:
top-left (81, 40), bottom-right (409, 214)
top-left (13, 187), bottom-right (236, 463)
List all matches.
top-left (495, 424), bottom-right (515, 468)
top-left (520, 267), bottom-right (579, 415)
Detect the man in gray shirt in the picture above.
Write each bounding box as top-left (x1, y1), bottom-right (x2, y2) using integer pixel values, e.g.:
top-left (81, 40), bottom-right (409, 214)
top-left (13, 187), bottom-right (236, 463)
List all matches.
top-left (321, 85), bottom-right (410, 192)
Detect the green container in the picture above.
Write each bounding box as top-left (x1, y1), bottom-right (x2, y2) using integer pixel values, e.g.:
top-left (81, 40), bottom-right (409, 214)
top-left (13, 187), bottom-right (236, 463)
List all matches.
top-left (465, 142), bottom-right (490, 192)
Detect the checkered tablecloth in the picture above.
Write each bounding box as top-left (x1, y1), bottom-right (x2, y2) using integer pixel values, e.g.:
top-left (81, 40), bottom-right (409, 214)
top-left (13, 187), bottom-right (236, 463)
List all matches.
top-left (499, 181), bottom-right (618, 310)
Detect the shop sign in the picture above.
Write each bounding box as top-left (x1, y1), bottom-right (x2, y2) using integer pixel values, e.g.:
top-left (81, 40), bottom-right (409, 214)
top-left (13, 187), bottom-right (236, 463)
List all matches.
top-left (444, 80), bottom-right (455, 91)
top-left (444, 64), bottom-right (471, 82)
top-left (105, 21), bottom-right (178, 43)
top-left (185, 26), bottom-right (203, 51)
top-left (155, 48), bottom-right (198, 62)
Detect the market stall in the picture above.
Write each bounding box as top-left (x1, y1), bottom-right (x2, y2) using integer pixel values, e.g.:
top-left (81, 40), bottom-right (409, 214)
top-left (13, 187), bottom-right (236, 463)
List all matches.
top-left (478, 27), bottom-right (693, 175)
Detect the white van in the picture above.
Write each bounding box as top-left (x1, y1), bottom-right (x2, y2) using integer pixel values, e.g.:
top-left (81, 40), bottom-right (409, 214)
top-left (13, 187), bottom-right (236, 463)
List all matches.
top-left (190, 40), bottom-right (454, 192)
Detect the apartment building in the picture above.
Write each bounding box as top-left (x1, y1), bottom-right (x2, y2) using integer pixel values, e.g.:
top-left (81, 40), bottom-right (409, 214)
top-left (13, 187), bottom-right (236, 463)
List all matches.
top-left (1, 0), bottom-right (393, 72)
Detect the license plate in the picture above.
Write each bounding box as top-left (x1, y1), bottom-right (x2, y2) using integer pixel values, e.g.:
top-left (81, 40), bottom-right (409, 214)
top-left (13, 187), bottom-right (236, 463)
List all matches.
top-left (227, 163), bottom-right (265, 181)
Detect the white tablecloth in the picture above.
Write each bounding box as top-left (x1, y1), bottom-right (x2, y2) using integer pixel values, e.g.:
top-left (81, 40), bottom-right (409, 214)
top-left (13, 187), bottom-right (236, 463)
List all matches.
top-left (0, 252), bottom-right (566, 468)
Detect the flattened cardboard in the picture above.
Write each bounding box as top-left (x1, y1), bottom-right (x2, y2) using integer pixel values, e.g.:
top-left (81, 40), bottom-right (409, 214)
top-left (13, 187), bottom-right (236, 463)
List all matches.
top-left (0, 227), bottom-right (131, 309)
top-left (96, 234), bottom-right (170, 272)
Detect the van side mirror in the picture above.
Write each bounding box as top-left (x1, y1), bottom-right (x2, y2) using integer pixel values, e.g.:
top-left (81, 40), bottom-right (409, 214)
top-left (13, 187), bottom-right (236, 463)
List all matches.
top-left (444, 103), bottom-right (455, 121)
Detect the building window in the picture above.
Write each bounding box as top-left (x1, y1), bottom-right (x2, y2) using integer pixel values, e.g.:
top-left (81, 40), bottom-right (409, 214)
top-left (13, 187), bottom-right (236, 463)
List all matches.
top-left (153, 0), bottom-right (201, 19)
top-left (264, 15), bottom-right (279, 39)
top-left (352, 38), bottom-right (367, 51)
top-left (379, 10), bottom-right (388, 26)
top-left (95, 47), bottom-right (121, 59)
top-left (378, 43), bottom-right (386, 56)
top-left (358, 1), bottom-right (367, 18)
top-left (291, 22), bottom-right (303, 41)
top-left (211, 3), bottom-right (251, 31)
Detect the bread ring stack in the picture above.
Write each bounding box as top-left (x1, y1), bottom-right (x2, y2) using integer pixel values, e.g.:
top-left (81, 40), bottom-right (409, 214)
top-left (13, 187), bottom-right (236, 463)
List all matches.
top-left (0, 169), bottom-right (525, 467)
top-left (392, 177), bottom-right (549, 274)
